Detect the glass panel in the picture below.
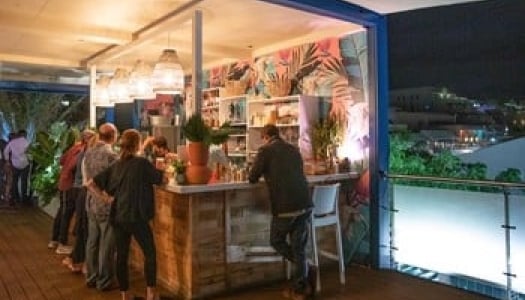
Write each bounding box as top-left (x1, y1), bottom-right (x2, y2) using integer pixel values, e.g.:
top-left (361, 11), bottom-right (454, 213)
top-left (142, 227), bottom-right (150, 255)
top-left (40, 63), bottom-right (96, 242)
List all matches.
top-left (392, 180), bottom-right (509, 298)
top-left (508, 189), bottom-right (525, 295)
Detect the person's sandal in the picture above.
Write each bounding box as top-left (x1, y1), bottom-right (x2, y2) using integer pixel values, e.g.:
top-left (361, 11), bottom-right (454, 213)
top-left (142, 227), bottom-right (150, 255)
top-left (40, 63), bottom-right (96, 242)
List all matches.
top-left (69, 264), bottom-right (82, 273)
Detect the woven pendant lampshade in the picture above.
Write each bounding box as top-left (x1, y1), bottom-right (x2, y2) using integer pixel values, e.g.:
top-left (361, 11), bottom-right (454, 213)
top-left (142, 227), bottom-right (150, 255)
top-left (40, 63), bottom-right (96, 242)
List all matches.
top-left (151, 49), bottom-right (184, 95)
top-left (109, 67), bottom-right (132, 103)
top-left (129, 59), bottom-right (155, 99)
top-left (93, 75), bottom-right (113, 107)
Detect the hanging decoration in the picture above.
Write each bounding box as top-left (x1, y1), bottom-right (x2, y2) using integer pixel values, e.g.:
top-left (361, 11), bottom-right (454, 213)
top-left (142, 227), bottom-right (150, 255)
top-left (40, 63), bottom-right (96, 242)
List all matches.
top-left (129, 59), bottom-right (155, 100)
top-left (93, 75), bottom-right (113, 107)
top-left (109, 67), bottom-right (132, 103)
top-left (151, 49), bottom-right (184, 95)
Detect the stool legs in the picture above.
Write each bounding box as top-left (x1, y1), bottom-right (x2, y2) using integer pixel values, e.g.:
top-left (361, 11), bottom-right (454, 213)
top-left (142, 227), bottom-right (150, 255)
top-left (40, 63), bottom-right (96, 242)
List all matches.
top-left (335, 219), bottom-right (346, 285)
top-left (310, 222), bottom-right (321, 292)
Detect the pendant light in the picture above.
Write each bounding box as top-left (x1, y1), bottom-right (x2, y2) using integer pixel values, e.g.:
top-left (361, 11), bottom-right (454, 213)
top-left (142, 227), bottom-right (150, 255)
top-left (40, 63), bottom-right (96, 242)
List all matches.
top-left (151, 49), bottom-right (184, 95)
top-left (109, 67), bottom-right (132, 103)
top-left (93, 75), bottom-right (113, 107)
top-left (129, 59), bottom-right (155, 100)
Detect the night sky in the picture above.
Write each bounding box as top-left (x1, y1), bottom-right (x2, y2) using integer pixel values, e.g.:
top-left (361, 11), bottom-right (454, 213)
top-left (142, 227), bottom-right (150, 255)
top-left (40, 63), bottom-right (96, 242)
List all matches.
top-left (387, 0), bottom-right (525, 101)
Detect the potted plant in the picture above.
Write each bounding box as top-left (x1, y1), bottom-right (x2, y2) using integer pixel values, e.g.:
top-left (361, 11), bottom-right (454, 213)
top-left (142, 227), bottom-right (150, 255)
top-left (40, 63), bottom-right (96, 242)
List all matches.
top-left (182, 114), bottom-right (230, 184)
top-left (28, 122), bottom-right (79, 206)
top-left (309, 116), bottom-right (343, 174)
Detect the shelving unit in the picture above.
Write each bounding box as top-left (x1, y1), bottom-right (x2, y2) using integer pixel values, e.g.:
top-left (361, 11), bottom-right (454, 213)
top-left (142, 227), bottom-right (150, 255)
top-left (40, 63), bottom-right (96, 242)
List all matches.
top-left (247, 95), bottom-right (301, 158)
top-left (246, 94), bottom-right (326, 161)
top-left (218, 95), bottom-right (248, 164)
top-left (201, 87), bottom-right (221, 128)
top-left (198, 93), bottom-right (325, 165)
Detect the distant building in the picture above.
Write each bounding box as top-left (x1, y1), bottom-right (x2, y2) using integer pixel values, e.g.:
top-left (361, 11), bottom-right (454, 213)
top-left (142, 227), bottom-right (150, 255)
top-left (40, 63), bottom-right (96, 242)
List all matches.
top-left (390, 86), bottom-right (476, 114)
top-left (389, 86), bottom-right (502, 153)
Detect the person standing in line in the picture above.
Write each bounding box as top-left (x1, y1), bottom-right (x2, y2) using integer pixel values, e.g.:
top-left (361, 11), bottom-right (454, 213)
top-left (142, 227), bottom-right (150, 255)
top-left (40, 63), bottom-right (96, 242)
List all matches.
top-left (49, 130), bottom-right (90, 254)
top-left (248, 124), bottom-right (315, 300)
top-left (0, 135), bottom-right (13, 207)
top-left (83, 123), bottom-right (119, 291)
top-left (87, 129), bottom-right (164, 300)
top-left (61, 129), bottom-right (96, 273)
top-left (3, 130), bottom-right (30, 206)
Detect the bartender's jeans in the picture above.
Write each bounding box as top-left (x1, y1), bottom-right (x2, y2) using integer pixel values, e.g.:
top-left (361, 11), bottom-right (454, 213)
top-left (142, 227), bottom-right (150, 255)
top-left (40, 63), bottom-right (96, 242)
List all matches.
top-left (270, 211), bottom-right (311, 293)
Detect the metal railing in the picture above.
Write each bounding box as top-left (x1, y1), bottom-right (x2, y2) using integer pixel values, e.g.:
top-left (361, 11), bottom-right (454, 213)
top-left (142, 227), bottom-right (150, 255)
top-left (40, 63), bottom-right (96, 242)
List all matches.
top-left (385, 173), bottom-right (525, 300)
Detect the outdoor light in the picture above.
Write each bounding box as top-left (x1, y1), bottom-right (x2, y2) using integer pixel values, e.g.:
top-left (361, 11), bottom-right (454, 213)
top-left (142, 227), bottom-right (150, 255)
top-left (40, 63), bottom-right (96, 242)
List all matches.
top-left (93, 75), bottom-right (114, 107)
top-left (151, 49), bottom-right (184, 95)
top-left (109, 67), bottom-right (132, 103)
top-left (129, 59), bottom-right (155, 100)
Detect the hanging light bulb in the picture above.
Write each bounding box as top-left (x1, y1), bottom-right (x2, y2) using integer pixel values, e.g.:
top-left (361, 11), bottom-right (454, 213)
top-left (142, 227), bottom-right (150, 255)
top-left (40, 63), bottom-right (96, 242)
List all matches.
top-left (109, 67), bottom-right (132, 103)
top-left (151, 49), bottom-right (184, 95)
top-left (93, 75), bottom-right (113, 107)
top-left (129, 59), bottom-right (155, 99)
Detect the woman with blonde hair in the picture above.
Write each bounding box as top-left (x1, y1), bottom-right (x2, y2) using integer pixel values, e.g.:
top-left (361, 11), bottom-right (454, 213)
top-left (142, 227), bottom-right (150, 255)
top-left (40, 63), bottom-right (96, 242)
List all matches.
top-left (87, 129), bottom-right (164, 300)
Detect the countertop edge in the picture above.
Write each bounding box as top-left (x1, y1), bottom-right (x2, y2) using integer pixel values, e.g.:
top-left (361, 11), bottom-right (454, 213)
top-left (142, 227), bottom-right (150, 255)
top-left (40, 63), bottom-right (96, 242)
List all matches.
top-left (161, 172), bottom-right (361, 194)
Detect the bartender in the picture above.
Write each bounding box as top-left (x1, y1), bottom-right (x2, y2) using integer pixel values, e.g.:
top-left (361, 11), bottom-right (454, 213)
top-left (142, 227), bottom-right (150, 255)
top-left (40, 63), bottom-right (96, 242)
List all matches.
top-left (142, 135), bottom-right (177, 165)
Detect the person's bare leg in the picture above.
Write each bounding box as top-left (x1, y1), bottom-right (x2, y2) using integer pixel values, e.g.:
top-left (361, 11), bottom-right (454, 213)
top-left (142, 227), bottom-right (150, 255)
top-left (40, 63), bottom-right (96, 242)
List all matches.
top-left (121, 291), bottom-right (131, 300)
top-left (146, 286), bottom-right (157, 300)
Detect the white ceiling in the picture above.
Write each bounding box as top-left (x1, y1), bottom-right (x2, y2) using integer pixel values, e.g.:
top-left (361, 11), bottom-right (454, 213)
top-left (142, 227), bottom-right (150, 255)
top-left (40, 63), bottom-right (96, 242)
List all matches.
top-left (0, 0), bottom-right (484, 85)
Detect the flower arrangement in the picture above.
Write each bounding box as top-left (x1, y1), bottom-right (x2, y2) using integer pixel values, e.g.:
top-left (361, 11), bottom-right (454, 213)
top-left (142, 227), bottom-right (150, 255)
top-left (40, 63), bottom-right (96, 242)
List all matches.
top-left (172, 159), bottom-right (187, 174)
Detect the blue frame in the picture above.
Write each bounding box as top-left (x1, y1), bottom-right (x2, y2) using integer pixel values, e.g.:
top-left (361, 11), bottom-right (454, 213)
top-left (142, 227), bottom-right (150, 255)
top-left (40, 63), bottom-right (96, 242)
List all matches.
top-left (0, 80), bottom-right (89, 94)
top-left (259, 0), bottom-right (390, 269)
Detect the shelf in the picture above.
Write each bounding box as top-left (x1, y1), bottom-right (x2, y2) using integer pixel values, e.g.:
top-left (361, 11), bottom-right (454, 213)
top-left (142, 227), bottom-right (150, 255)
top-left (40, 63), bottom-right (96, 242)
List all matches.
top-left (230, 122), bottom-right (247, 126)
top-left (228, 152), bottom-right (247, 157)
top-left (220, 95), bottom-right (248, 102)
top-left (203, 87), bottom-right (221, 92)
top-left (247, 95), bottom-right (300, 104)
top-left (248, 123), bottom-right (299, 128)
top-left (229, 134), bottom-right (248, 137)
top-left (201, 105), bottom-right (219, 111)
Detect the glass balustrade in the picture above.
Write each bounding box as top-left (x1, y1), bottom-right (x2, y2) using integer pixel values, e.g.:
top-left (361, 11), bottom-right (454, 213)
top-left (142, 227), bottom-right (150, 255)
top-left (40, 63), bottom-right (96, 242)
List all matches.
top-left (387, 174), bottom-right (525, 300)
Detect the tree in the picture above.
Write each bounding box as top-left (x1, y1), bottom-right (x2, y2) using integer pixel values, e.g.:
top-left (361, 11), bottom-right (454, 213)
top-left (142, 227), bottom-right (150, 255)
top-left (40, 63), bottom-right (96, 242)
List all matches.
top-left (0, 91), bottom-right (87, 141)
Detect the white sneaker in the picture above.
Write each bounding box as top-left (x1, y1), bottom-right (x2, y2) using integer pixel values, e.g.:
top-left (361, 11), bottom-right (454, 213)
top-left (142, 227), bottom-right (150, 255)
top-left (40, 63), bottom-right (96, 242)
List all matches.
top-left (47, 241), bottom-right (59, 249)
top-left (55, 245), bottom-right (73, 255)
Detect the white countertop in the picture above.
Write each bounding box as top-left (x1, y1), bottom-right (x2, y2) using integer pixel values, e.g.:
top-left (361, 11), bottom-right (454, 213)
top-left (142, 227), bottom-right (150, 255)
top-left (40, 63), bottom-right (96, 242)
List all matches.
top-left (163, 172), bottom-right (360, 194)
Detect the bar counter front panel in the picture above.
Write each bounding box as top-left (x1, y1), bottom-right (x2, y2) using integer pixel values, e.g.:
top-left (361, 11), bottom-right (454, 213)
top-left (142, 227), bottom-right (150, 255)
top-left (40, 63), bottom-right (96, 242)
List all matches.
top-left (130, 172), bottom-right (359, 299)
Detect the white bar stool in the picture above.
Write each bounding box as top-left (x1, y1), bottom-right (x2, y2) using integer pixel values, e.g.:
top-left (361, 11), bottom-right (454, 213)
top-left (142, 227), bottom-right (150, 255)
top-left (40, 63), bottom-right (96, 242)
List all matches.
top-left (309, 182), bottom-right (345, 292)
top-left (286, 183), bottom-right (345, 292)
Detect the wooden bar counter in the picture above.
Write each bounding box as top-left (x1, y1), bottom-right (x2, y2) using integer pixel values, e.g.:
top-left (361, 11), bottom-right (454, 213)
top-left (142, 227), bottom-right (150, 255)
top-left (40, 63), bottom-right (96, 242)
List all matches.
top-left (130, 172), bottom-right (359, 299)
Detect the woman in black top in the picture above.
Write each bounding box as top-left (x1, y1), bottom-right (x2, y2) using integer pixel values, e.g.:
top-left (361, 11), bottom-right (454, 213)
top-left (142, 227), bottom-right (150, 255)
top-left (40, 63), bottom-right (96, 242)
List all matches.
top-left (88, 129), bottom-right (164, 300)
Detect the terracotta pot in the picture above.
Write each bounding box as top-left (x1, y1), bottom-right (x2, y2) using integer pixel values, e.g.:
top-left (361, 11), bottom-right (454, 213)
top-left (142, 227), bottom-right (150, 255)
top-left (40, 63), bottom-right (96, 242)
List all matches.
top-left (187, 142), bottom-right (209, 166)
top-left (185, 165), bottom-right (211, 184)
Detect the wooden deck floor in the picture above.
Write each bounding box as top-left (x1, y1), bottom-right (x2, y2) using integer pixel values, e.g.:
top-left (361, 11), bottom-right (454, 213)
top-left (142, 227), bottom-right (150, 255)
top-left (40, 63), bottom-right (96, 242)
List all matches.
top-left (0, 207), bottom-right (491, 300)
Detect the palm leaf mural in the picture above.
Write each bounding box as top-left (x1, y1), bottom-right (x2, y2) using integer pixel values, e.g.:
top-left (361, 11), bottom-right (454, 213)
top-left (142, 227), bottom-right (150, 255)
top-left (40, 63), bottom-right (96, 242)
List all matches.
top-left (315, 54), bottom-right (354, 124)
top-left (288, 43), bottom-right (322, 93)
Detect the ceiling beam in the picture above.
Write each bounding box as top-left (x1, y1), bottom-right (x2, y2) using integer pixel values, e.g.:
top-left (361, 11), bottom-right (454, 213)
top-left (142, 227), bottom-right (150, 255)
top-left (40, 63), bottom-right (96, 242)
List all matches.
top-left (82, 0), bottom-right (208, 67)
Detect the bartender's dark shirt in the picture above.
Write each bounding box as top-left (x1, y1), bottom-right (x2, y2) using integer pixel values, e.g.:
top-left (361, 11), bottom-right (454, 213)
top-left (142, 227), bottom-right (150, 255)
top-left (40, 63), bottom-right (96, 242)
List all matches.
top-left (93, 156), bottom-right (163, 223)
top-left (248, 136), bottom-right (312, 216)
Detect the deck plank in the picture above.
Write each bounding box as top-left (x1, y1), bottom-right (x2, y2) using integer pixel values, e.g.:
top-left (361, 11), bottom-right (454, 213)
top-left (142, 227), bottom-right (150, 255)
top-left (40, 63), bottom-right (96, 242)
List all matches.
top-left (0, 207), bottom-right (491, 300)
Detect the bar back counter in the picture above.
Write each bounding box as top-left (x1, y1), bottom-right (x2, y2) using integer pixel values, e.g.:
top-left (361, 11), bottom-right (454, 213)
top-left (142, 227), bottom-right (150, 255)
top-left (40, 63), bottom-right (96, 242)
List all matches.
top-left (129, 172), bottom-right (359, 299)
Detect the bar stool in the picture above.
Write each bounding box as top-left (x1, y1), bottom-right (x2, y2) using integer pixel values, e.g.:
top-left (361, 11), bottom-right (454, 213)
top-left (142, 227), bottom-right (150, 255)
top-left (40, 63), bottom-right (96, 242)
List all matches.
top-left (286, 183), bottom-right (345, 292)
top-left (309, 182), bottom-right (345, 292)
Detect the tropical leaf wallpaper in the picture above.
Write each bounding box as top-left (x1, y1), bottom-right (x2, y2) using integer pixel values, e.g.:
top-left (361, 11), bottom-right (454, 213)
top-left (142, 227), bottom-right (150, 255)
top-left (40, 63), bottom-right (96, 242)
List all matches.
top-left (204, 30), bottom-right (369, 163)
